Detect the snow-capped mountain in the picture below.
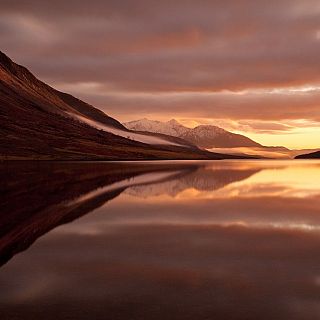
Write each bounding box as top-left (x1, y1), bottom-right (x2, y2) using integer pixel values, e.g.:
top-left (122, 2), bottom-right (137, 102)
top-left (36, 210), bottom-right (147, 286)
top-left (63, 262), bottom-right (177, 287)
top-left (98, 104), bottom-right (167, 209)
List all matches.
top-left (124, 119), bottom-right (262, 149)
top-left (125, 119), bottom-right (189, 137)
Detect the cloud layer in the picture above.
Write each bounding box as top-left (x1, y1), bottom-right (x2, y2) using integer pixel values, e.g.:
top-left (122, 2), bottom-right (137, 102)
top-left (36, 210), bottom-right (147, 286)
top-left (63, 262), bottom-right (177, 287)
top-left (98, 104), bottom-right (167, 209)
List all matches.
top-left (1, 0), bottom-right (320, 141)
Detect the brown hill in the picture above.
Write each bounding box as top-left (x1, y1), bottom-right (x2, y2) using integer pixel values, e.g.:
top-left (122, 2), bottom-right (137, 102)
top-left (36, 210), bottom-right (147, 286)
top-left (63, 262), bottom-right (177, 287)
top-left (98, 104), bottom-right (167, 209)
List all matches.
top-left (0, 51), bottom-right (245, 160)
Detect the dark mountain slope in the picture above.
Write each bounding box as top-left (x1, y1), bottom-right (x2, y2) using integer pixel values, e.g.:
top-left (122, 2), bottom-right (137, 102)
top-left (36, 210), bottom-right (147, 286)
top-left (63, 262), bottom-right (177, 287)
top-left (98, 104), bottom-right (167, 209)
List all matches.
top-left (54, 90), bottom-right (125, 130)
top-left (295, 151), bottom-right (320, 159)
top-left (0, 51), bottom-right (244, 160)
top-left (0, 51), bottom-right (123, 128)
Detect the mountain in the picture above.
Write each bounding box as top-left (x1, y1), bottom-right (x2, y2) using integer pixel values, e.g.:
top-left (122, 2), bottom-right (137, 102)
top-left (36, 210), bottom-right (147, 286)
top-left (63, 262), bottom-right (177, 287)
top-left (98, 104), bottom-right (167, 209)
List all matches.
top-left (124, 118), bottom-right (263, 149)
top-left (295, 151), bottom-right (320, 159)
top-left (0, 51), bottom-right (244, 160)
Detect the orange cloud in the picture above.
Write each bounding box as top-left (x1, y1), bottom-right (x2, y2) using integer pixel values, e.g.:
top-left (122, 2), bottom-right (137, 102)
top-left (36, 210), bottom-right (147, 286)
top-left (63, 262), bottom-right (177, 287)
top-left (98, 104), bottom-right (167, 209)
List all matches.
top-left (1, 0), bottom-right (320, 148)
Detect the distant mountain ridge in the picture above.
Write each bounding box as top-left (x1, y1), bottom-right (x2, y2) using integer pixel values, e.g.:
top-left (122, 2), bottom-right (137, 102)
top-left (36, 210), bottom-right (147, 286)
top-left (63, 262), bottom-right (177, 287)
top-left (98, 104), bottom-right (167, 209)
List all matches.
top-left (125, 118), bottom-right (263, 149)
top-left (295, 151), bottom-right (320, 159)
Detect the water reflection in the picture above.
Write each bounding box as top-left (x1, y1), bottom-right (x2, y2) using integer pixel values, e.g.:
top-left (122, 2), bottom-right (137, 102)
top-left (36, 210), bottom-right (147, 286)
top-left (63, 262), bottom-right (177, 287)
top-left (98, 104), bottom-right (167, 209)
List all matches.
top-left (0, 161), bottom-right (200, 266)
top-left (0, 160), bottom-right (320, 319)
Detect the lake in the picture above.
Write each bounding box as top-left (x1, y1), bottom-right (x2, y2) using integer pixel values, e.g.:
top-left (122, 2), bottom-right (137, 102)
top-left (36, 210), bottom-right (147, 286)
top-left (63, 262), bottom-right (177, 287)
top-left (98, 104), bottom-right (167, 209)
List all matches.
top-left (0, 160), bottom-right (320, 319)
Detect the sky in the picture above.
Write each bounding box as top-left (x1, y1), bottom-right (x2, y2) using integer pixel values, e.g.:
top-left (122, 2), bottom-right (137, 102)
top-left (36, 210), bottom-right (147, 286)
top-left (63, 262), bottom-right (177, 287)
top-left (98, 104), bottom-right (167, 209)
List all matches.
top-left (1, 0), bottom-right (320, 149)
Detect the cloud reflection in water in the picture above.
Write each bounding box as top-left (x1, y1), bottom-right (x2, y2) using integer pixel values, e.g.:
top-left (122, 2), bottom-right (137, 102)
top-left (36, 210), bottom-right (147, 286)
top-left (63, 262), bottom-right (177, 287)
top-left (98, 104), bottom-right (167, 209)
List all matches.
top-left (0, 160), bottom-right (320, 320)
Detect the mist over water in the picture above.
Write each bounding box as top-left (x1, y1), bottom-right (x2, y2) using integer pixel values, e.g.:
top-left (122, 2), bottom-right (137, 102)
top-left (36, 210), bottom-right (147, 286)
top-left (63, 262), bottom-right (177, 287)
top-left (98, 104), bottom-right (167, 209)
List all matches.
top-left (1, 160), bottom-right (320, 320)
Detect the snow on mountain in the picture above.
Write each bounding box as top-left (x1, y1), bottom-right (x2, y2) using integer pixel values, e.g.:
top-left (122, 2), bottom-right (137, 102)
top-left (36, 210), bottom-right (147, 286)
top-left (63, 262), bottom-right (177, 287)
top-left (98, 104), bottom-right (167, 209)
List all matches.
top-left (126, 118), bottom-right (189, 137)
top-left (124, 119), bottom-right (262, 149)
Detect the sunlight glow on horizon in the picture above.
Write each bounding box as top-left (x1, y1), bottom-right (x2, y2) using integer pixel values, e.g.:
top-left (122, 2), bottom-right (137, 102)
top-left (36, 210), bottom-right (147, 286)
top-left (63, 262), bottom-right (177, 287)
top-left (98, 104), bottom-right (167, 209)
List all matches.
top-left (169, 118), bottom-right (320, 150)
top-left (3, 0), bottom-right (320, 152)
top-left (51, 79), bottom-right (320, 151)
top-left (243, 128), bottom-right (320, 150)
top-left (118, 161), bottom-right (320, 203)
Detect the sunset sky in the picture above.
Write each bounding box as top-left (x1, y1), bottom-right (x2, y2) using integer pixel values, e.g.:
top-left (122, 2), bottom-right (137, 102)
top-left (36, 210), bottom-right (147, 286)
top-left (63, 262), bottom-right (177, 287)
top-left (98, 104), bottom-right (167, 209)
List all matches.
top-left (1, 0), bottom-right (320, 149)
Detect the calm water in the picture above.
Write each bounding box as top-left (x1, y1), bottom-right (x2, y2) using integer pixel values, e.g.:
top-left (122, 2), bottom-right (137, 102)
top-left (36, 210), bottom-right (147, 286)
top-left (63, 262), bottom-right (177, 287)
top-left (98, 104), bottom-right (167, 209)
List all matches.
top-left (1, 160), bottom-right (320, 319)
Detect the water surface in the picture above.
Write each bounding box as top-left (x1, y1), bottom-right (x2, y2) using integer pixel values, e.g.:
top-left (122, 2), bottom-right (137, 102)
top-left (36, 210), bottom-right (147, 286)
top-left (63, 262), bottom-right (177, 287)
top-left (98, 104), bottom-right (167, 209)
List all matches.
top-left (1, 160), bottom-right (320, 319)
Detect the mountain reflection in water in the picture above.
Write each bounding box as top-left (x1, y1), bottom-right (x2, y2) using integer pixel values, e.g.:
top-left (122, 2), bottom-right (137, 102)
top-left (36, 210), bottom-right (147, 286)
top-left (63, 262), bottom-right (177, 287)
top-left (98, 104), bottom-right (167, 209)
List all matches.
top-left (0, 160), bottom-right (320, 320)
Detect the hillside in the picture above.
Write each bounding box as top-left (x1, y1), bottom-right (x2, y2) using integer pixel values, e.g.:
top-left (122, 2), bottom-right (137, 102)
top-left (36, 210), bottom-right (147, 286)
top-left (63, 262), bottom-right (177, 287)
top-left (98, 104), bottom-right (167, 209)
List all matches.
top-left (0, 51), bottom-right (244, 160)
